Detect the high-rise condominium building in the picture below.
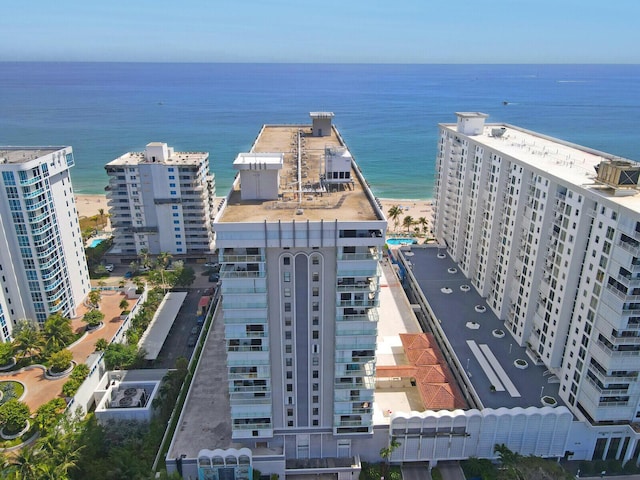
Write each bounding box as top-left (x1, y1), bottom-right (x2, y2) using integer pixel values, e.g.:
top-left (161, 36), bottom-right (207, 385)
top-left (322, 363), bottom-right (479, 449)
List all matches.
top-left (0, 147), bottom-right (90, 338)
top-left (214, 113), bottom-right (386, 442)
top-left (434, 113), bottom-right (640, 432)
top-left (105, 142), bottom-right (215, 258)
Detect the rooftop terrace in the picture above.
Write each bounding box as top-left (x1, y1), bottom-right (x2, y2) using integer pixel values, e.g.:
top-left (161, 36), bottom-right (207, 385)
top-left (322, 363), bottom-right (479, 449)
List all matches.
top-left (398, 245), bottom-right (566, 411)
top-left (219, 124), bottom-right (382, 223)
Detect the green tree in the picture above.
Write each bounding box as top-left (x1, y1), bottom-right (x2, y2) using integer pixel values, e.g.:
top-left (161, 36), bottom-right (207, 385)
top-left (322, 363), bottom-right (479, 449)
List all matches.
top-left (83, 309), bottom-right (105, 328)
top-left (103, 343), bottom-right (141, 370)
top-left (34, 398), bottom-right (67, 433)
top-left (95, 338), bottom-right (109, 351)
top-left (88, 289), bottom-right (102, 309)
top-left (49, 349), bottom-right (73, 373)
top-left (0, 341), bottom-right (15, 365)
top-left (12, 319), bottom-right (44, 361)
top-left (175, 265), bottom-right (196, 287)
top-left (138, 248), bottom-right (150, 268)
top-left (417, 216), bottom-right (429, 235)
top-left (119, 298), bottom-right (130, 310)
top-left (494, 443), bottom-right (524, 480)
top-left (156, 251), bottom-right (172, 269)
top-left (0, 399), bottom-right (30, 433)
top-left (402, 215), bottom-right (414, 234)
top-left (5, 444), bottom-right (44, 480)
top-left (42, 313), bottom-right (75, 354)
top-left (380, 437), bottom-right (401, 478)
top-left (387, 205), bottom-right (402, 232)
top-left (37, 428), bottom-right (84, 479)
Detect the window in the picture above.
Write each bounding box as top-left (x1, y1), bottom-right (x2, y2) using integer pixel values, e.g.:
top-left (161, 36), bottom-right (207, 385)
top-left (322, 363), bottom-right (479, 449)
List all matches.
top-left (283, 257), bottom-right (291, 265)
top-left (312, 256), bottom-right (320, 265)
top-left (312, 302), bottom-right (319, 312)
top-left (312, 383), bottom-right (319, 391)
top-left (284, 302), bottom-right (291, 312)
top-left (286, 384), bottom-right (293, 392)
top-left (284, 288), bottom-right (291, 297)
top-left (312, 330), bottom-right (319, 339)
top-left (284, 272), bottom-right (291, 282)
top-left (285, 331), bottom-right (292, 340)
top-left (312, 272), bottom-right (319, 282)
top-left (312, 287), bottom-right (319, 297)
top-left (312, 370), bottom-right (319, 378)
top-left (312, 395), bottom-right (319, 403)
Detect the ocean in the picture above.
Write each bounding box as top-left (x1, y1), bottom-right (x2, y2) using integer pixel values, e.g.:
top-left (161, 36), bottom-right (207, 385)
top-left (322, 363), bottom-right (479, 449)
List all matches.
top-left (1, 63), bottom-right (639, 199)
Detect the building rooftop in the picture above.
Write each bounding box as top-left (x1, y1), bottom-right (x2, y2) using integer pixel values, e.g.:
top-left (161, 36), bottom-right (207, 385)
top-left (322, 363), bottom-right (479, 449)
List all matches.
top-left (0, 147), bottom-right (65, 164)
top-left (440, 121), bottom-right (640, 211)
top-left (398, 245), bottom-right (566, 411)
top-left (218, 124), bottom-right (383, 223)
top-left (106, 150), bottom-right (208, 167)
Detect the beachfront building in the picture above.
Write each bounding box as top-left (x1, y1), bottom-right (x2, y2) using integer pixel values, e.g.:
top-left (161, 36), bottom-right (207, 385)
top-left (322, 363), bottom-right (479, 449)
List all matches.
top-left (166, 114), bottom-right (574, 479)
top-left (167, 113), bottom-right (392, 478)
top-left (430, 112), bottom-right (640, 462)
top-left (0, 147), bottom-right (90, 338)
top-left (105, 143), bottom-right (215, 260)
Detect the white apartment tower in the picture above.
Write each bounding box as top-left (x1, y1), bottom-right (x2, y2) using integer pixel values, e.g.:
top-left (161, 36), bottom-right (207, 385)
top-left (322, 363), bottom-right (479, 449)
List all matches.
top-left (105, 143), bottom-right (215, 258)
top-left (0, 147), bottom-right (90, 338)
top-left (434, 113), bottom-right (640, 432)
top-left (214, 114), bottom-right (386, 446)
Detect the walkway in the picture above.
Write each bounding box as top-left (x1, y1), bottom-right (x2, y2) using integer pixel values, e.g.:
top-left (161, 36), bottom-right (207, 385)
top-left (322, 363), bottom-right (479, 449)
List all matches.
top-left (0, 291), bottom-right (130, 411)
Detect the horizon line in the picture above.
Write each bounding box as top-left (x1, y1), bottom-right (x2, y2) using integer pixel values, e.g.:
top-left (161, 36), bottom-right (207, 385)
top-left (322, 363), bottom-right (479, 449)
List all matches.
top-left (1, 60), bottom-right (639, 66)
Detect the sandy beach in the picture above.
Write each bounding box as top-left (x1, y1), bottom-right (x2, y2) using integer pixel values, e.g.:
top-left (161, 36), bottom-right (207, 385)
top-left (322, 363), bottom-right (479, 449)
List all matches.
top-left (75, 194), bottom-right (434, 234)
top-left (75, 194), bottom-right (109, 219)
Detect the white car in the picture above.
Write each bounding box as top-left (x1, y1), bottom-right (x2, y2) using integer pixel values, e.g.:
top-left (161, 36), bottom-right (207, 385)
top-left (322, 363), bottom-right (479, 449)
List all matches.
top-left (104, 264), bottom-right (114, 272)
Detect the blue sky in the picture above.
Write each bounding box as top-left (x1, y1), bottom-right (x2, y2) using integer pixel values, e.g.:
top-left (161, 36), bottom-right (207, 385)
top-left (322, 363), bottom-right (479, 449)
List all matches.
top-left (1, 0), bottom-right (638, 63)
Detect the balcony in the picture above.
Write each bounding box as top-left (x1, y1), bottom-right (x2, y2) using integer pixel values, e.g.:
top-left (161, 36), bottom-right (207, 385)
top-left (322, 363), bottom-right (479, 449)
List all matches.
top-left (220, 268), bottom-right (265, 279)
top-left (336, 310), bottom-right (379, 323)
top-left (19, 174), bottom-right (42, 186)
top-left (337, 298), bottom-right (379, 308)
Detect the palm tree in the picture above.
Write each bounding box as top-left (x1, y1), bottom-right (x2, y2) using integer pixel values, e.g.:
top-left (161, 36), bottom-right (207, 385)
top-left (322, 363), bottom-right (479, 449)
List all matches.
top-left (6, 444), bottom-right (44, 480)
top-left (156, 251), bottom-right (172, 270)
top-left (12, 319), bottom-right (44, 361)
top-left (138, 248), bottom-right (150, 268)
top-left (387, 205), bottom-right (402, 233)
top-left (37, 429), bottom-right (84, 479)
top-left (417, 216), bottom-right (429, 235)
top-left (98, 208), bottom-right (105, 230)
top-left (42, 313), bottom-right (74, 353)
top-left (402, 215), bottom-right (414, 234)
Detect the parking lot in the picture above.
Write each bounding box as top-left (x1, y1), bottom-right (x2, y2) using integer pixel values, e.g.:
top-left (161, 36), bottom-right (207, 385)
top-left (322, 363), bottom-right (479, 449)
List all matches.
top-left (91, 262), bottom-right (219, 369)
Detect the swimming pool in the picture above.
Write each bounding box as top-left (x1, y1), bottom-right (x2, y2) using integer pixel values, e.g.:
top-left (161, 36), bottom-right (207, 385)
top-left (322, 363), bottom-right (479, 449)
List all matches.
top-left (89, 238), bottom-right (104, 248)
top-left (386, 237), bottom-right (417, 246)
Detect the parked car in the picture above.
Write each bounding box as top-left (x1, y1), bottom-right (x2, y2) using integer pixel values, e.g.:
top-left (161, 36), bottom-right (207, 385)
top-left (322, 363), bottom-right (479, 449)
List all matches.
top-left (104, 263), bottom-right (114, 272)
top-left (204, 262), bottom-right (218, 268)
top-left (209, 273), bottom-right (220, 283)
top-left (124, 271), bottom-right (133, 279)
top-left (187, 335), bottom-right (197, 347)
top-left (191, 326), bottom-right (199, 335)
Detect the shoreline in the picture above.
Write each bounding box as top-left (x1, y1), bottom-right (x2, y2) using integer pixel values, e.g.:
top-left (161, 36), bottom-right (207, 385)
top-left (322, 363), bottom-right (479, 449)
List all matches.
top-left (74, 194), bottom-right (435, 233)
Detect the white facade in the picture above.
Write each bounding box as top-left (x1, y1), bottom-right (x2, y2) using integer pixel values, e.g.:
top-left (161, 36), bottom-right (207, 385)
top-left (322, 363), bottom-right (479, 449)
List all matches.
top-left (0, 147), bottom-right (90, 335)
top-left (433, 113), bottom-right (640, 460)
top-left (215, 120), bottom-right (386, 444)
top-left (105, 143), bottom-right (215, 257)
